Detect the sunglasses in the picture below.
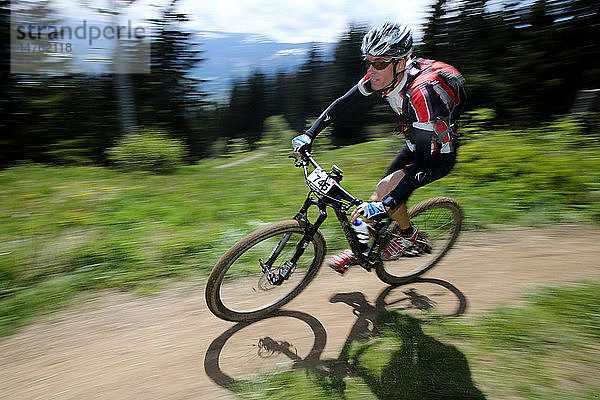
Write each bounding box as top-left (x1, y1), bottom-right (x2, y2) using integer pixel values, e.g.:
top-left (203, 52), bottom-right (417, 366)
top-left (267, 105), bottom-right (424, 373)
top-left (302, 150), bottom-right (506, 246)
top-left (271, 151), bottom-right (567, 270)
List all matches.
top-left (365, 59), bottom-right (393, 70)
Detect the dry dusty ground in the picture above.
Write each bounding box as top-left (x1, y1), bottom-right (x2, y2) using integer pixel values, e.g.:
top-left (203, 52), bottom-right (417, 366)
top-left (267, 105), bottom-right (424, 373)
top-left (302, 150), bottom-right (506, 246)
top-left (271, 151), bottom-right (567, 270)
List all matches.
top-left (1, 224), bottom-right (599, 400)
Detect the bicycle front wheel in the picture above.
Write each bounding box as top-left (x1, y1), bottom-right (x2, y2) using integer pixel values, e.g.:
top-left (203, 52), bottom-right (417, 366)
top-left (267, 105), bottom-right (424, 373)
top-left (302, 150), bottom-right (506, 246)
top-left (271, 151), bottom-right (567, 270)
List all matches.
top-left (376, 197), bottom-right (462, 285)
top-left (205, 220), bottom-right (326, 322)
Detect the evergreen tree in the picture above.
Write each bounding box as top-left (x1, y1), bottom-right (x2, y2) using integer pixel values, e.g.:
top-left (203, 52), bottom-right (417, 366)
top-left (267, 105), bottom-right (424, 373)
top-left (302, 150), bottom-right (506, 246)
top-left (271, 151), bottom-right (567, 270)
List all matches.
top-left (134, 0), bottom-right (206, 159)
top-left (420, 0), bottom-right (449, 60)
top-left (1, 1), bottom-right (114, 166)
top-left (328, 24), bottom-right (372, 146)
top-left (549, 0), bottom-right (600, 98)
top-left (266, 70), bottom-right (290, 118)
top-left (226, 80), bottom-right (249, 139)
top-left (297, 44), bottom-right (328, 121)
top-left (245, 71), bottom-right (267, 146)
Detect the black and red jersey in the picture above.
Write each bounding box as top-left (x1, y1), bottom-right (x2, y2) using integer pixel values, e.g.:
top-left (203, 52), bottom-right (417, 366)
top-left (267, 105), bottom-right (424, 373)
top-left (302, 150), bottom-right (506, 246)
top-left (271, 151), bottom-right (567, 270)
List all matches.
top-left (306, 58), bottom-right (466, 155)
top-left (358, 58), bottom-right (464, 154)
top-left (304, 58), bottom-right (466, 206)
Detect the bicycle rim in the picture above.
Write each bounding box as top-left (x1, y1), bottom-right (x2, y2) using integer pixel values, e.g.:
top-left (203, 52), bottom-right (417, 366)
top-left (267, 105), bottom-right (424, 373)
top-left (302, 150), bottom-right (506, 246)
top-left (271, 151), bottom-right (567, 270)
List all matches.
top-left (376, 197), bottom-right (462, 285)
top-left (206, 220), bottom-right (325, 321)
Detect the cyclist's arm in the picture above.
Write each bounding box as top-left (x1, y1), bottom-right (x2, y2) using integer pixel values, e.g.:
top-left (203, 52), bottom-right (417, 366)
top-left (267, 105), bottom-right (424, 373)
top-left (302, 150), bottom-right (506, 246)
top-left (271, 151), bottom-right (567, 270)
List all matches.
top-left (306, 77), bottom-right (374, 139)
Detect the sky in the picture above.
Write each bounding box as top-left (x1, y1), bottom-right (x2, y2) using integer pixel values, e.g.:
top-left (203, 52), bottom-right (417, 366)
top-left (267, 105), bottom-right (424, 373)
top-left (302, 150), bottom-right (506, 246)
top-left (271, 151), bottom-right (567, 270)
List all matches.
top-left (177, 0), bottom-right (432, 43)
top-left (48, 0), bottom-right (433, 44)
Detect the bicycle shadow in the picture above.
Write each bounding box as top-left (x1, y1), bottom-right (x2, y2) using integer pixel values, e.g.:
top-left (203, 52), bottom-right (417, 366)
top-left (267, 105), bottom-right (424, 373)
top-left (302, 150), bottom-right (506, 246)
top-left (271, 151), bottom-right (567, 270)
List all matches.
top-left (326, 278), bottom-right (468, 378)
top-left (204, 278), bottom-right (484, 399)
top-left (203, 309), bottom-right (327, 388)
top-left (328, 280), bottom-right (483, 399)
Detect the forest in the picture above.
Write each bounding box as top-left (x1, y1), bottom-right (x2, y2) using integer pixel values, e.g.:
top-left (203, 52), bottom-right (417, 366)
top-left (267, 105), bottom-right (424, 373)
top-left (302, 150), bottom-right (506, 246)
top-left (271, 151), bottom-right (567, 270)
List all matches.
top-left (1, 0), bottom-right (599, 167)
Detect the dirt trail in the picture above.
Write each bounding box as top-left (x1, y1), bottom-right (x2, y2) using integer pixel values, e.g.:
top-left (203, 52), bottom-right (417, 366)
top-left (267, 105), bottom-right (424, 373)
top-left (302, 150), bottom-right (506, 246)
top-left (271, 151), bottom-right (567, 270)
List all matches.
top-left (212, 152), bottom-right (267, 169)
top-left (1, 225), bottom-right (599, 400)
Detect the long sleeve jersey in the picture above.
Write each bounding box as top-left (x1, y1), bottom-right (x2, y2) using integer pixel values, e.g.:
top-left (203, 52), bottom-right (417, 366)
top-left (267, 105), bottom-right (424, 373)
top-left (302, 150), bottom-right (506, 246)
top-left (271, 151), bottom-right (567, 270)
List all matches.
top-left (305, 58), bottom-right (463, 206)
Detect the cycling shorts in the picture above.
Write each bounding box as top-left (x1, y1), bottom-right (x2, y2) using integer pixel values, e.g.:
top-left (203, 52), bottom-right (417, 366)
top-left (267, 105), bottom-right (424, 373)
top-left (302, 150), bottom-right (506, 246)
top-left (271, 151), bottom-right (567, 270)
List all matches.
top-left (384, 146), bottom-right (457, 194)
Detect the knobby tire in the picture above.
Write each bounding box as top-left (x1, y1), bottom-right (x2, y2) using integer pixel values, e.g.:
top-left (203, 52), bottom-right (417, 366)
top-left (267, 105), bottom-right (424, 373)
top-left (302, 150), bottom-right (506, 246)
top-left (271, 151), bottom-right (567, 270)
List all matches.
top-left (206, 220), bottom-right (326, 322)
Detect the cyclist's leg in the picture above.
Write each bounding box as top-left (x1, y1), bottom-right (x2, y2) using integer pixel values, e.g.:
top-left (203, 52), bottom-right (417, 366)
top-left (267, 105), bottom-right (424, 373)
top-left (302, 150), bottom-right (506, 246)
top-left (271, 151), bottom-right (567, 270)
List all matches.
top-left (371, 150), bottom-right (457, 218)
top-left (369, 170), bottom-right (411, 229)
top-left (370, 146), bottom-right (414, 228)
top-left (372, 151), bottom-right (457, 260)
top-left (327, 151), bottom-right (412, 273)
top-left (371, 174), bottom-right (416, 260)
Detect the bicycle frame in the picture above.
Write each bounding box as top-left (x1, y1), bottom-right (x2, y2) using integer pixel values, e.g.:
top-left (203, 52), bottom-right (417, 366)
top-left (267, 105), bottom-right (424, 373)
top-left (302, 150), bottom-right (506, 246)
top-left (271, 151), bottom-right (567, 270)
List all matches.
top-left (263, 153), bottom-right (393, 284)
top-left (206, 152), bottom-right (462, 321)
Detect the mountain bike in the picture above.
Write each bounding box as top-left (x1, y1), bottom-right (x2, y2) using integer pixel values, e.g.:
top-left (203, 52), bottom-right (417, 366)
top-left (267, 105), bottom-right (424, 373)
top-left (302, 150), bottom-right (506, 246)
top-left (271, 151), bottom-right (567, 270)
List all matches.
top-left (206, 152), bottom-right (462, 322)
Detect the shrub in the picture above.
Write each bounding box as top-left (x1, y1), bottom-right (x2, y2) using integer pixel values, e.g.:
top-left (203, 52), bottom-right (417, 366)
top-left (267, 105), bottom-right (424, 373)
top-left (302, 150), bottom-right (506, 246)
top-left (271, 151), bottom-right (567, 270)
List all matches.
top-left (107, 129), bottom-right (187, 173)
top-left (226, 137), bottom-right (249, 155)
top-left (258, 115), bottom-right (297, 151)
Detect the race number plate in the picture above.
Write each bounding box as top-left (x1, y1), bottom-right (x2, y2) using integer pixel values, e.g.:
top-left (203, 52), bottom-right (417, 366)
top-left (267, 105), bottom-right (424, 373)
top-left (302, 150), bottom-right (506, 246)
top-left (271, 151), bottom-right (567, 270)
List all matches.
top-left (306, 168), bottom-right (336, 194)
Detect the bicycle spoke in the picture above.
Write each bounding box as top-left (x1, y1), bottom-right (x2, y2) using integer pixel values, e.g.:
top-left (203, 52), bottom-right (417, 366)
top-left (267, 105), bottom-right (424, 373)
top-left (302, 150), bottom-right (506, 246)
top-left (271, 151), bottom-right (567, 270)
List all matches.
top-left (377, 198), bottom-right (462, 284)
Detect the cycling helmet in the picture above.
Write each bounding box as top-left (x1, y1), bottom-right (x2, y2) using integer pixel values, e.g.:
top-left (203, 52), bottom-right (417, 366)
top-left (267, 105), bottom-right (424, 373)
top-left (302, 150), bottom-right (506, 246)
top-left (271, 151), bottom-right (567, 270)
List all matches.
top-left (361, 22), bottom-right (413, 58)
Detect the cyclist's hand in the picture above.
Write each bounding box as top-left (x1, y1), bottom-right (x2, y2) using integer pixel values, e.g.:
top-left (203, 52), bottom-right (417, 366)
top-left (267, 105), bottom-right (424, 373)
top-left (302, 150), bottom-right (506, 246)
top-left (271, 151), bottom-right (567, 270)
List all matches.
top-left (292, 134), bottom-right (312, 156)
top-left (353, 201), bottom-right (387, 222)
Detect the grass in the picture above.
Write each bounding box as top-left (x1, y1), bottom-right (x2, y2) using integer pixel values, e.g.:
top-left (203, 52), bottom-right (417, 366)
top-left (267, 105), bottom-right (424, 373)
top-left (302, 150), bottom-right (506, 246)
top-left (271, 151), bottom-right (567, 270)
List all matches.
top-left (427, 282), bottom-right (600, 399)
top-left (1, 117), bottom-right (600, 336)
top-left (232, 281), bottom-right (600, 399)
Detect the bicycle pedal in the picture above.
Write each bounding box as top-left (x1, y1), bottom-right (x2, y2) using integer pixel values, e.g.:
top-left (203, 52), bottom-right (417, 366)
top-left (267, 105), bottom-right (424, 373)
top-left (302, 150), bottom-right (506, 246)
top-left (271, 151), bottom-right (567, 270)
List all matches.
top-left (402, 249), bottom-right (421, 257)
top-left (401, 241), bottom-right (429, 257)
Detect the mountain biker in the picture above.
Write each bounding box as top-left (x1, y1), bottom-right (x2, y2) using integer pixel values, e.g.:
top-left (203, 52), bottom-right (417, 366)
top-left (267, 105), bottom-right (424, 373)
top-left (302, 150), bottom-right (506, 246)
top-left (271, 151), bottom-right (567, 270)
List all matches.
top-left (292, 22), bottom-right (466, 274)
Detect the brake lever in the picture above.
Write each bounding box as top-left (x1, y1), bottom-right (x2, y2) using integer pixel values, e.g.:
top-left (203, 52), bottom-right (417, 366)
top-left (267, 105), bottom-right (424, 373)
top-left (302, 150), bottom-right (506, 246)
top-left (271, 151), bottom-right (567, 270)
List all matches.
top-left (289, 154), bottom-right (308, 167)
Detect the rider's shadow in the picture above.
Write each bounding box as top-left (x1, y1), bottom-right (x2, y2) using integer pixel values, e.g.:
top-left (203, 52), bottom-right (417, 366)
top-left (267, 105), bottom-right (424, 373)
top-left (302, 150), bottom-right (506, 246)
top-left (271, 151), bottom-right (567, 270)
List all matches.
top-left (348, 311), bottom-right (485, 400)
top-left (204, 278), bottom-right (485, 399)
top-left (329, 281), bottom-right (483, 399)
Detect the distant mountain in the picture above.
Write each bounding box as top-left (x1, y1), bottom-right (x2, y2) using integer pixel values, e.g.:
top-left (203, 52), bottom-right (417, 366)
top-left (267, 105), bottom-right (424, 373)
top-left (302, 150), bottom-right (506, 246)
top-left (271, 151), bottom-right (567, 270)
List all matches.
top-left (189, 30), bottom-right (334, 99)
top-left (13, 15), bottom-right (329, 98)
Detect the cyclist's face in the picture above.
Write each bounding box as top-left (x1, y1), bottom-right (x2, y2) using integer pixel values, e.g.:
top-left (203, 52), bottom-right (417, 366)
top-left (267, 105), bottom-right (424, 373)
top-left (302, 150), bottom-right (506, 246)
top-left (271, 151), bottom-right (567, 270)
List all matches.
top-left (366, 54), bottom-right (394, 90)
top-left (366, 55), bottom-right (405, 91)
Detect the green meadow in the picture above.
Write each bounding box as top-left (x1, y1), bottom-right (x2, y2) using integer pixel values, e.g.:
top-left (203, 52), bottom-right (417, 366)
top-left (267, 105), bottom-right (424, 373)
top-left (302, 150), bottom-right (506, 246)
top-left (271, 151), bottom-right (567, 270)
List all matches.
top-left (2, 115), bottom-right (600, 337)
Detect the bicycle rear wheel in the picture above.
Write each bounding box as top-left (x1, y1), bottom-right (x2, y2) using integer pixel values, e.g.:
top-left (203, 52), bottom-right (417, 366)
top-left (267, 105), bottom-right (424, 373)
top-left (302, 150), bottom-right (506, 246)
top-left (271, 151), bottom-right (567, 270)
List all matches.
top-left (205, 220), bottom-right (326, 322)
top-left (376, 197), bottom-right (462, 285)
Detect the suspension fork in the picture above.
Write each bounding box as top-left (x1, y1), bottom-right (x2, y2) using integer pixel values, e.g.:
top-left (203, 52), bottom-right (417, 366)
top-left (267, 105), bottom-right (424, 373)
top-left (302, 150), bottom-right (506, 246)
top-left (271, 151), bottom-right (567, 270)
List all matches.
top-left (262, 196), bottom-right (327, 284)
top-left (289, 196), bottom-right (327, 265)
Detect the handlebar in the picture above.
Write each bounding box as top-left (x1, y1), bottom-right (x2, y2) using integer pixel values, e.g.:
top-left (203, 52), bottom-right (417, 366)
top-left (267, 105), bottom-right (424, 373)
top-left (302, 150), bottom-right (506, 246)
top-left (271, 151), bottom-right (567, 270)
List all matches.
top-left (291, 150), bottom-right (319, 169)
top-left (304, 151), bottom-right (317, 166)
top-left (292, 150), bottom-right (361, 208)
